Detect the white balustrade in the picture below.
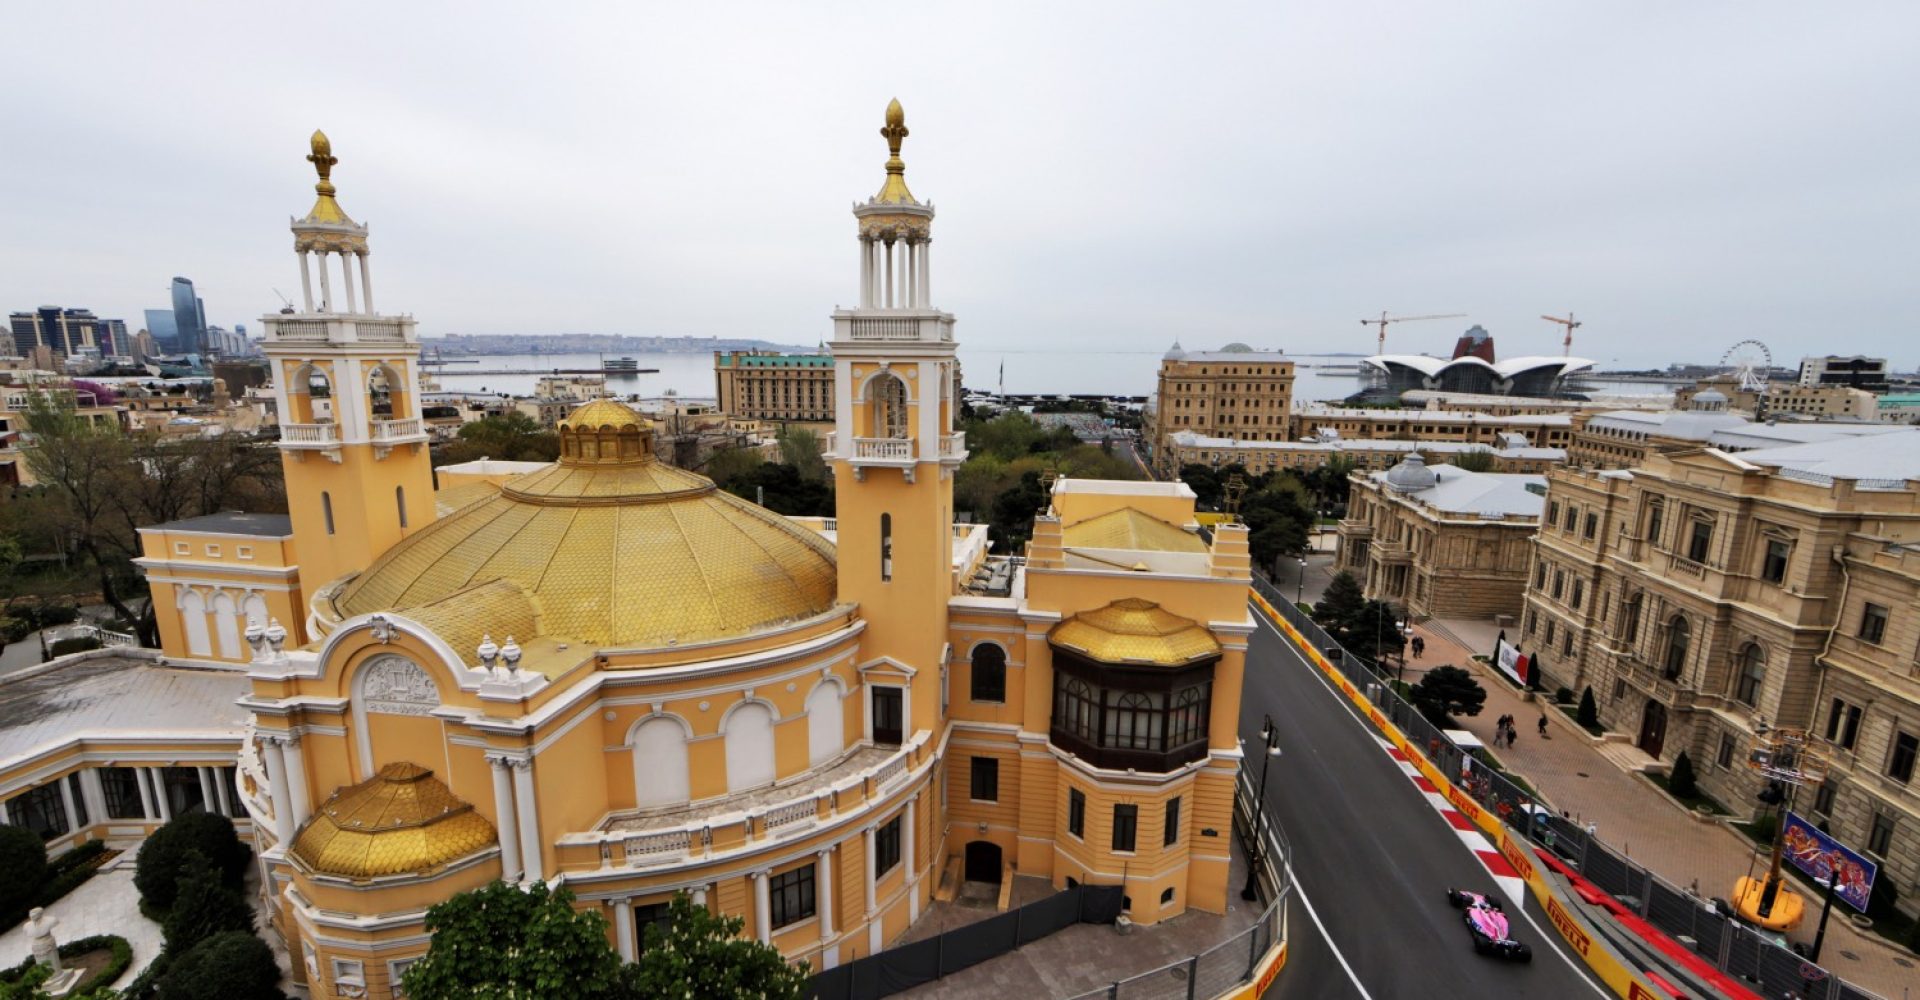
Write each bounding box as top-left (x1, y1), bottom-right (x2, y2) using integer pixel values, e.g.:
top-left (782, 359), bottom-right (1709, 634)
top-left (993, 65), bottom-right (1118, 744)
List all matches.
top-left (281, 423), bottom-right (339, 445)
top-left (848, 317), bottom-right (922, 341)
top-left (761, 798), bottom-right (819, 837)
top-left (268, 320), bottom-right (330, 342)
top-left (853, 437), bottom-right (914, 461)
top-left (355, 319), bottom-right (406, 342)
top-left (370, 417), bottom-right (423, 441)
top-left (624, 829), bottom-right (692, 862)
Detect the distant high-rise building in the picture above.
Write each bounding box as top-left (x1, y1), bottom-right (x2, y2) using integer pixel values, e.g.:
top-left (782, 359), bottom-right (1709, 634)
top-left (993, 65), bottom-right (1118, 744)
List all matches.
top-left (171, 277), bottom-right (206, 355)
top-left (8, 306), bottom-right (107, 359)
top-left (99, 318), bottom-right (130, 357)
top-left (143, 308), bottom-right (179, 351)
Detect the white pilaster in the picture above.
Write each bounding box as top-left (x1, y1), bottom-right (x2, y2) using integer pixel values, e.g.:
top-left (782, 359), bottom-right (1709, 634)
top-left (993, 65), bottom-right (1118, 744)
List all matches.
top-left (357, 252), bottom-right (374, 314)
top-left (864, 823), bottom-right (880, 953)
top-left (859, 239), bottom-right (871, 308)
top-left (78, 769), bottom-right (107, 825)
top-left (817, 847), bottom-right (837, 969)
top-left (263, 740), bottom-right (293, 842)
top-left (339, 252), bottom-right (359, 313)
top-left (752, 869), bottom-right (773, 945)
top-left (905, 796), bottom-right (919, 921)
top-left (213, 767), bottom-right (233, 818)
top-left (613, 898), bottom-right (635, 961)
top-left (283, 736), bottom-right (311, 827)
top-left (298, 252), bottom-right (315, 312)
top-left (149, 768), bottom-right (172, 821)
top-left (487, 755), bottom-right (522, 879)
top-left (918, 239), bottom-right (931, 304)
top-left (511, 758), bottom-right (542, 881)
top-left (904, 242), bottom-right (916, 308)
top-left (884, 242), bottom-right (895, 309)
top-left (56, 776), bottom-right (79, 834)
top-left (316, 254), bottom-right (333, 313)
top-left (134, 762), bottom-right (157, 821)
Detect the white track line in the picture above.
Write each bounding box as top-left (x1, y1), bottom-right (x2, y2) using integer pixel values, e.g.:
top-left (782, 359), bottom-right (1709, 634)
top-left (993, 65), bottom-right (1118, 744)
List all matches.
top-left (1251, 605), bottom-right (1611, 997)
top-left (1283, 858), bottom-right (1377, 1000)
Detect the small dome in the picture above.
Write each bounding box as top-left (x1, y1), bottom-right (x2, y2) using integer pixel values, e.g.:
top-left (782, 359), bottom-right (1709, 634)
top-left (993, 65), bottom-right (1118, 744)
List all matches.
top-left (561, 398), bottom-right (647, 430)
top-left (1385, 453), bottom-right (1437, 492)
top-left (290, 763), bottom-right (495, 881)
top-left (1692, 389), bottom-right (1728, 410)
top-left (1049, 598), bottom-right (1221, 666)
top-left (1163, 341), bottom-right (1187, 361)
top-left (1219, 342), bottom-right (1255, 353)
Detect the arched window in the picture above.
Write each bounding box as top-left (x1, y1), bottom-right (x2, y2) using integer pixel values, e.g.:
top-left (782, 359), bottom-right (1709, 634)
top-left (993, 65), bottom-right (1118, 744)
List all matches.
top-left (306, 366), bottom-right (333, 399)
top-left (1662, 616), bottom-right (1690, 680)
top-left (879, 513), bottom-right (892, 582)
top-left (970, 643), bottom-right (1007, 703)
top-left (1105, 692), bottom-right (1164, 750)
top-left (1621, 593), bottom-right (1642, 645)
top-left (806, 680), bottom-right (845, 767)
top-left (368, 366), bottom-right (393, 417)
top-left (723, 701), bottom-right (776, 793)
top-left (1735, 644), bottom-right (1765, 707)
top-left (870, 373), bottom-right (908, 439)
top-left (1168, 685), bottom-right (1209, 748)
top-left (1055, 679), bottom-right (1096, 742)
top-left (630, 717), bottom-right (690, 807)
top-left (181, 589), bottom-right (211, 657)
top-left (212, 591), bottom-right (242, 660)
top-left (396, 485), bottom-right (408, 529)
top-left (321, 492), bottom-right (335, 534)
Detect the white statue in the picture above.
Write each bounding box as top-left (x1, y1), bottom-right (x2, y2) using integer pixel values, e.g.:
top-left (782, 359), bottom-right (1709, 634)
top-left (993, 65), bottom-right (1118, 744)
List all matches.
top-left (26, 907), bottom-right (60, 972)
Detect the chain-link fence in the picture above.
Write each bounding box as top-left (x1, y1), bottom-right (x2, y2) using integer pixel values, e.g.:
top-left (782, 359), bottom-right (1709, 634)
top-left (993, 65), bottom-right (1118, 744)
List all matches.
top-left (1250, 575), bottom-right (1886, 1000)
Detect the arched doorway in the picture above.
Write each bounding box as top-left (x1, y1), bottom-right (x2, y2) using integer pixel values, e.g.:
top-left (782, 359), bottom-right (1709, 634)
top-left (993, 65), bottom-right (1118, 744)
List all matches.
top-left (965, 840), bottom-right (1003, 884)
top-left (1638, 699), bottom-right (1668, 759)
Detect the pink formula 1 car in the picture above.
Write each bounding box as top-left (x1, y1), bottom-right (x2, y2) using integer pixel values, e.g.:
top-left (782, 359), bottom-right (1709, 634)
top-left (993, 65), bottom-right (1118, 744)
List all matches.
top-left (1445, 888), bottom-right (1533, 962)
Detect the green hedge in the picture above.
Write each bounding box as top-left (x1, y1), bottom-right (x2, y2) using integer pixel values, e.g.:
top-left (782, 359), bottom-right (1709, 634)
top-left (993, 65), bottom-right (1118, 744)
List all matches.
top-left (47, 636), bottom-right (102, 658)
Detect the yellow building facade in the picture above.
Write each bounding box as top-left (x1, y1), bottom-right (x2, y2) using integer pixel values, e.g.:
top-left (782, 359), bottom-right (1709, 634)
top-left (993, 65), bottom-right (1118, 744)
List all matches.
top-left (119, 104), bottom-right (1251, 999)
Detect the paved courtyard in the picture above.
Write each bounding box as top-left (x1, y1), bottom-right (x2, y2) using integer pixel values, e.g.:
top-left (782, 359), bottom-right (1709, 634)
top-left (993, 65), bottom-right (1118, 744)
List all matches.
top-left (891, 835), bottom-right (1263, 998)
top-left (0, 856), bottom-right (160, 991)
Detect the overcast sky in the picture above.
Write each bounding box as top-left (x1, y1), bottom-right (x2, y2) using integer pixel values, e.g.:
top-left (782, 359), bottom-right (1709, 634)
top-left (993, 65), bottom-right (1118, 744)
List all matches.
top-left (4, 2), bottom-right (1916, 373)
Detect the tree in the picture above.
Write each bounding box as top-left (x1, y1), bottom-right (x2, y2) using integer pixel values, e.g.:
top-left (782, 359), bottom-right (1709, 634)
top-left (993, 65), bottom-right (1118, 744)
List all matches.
top-left (1341, 599), bottom-right (1406, 667)
top-left (718, 463), bottom-right (833, 517)
top-left (989, 470), bottom-right (1050, 551)
top-left (1241, 473), bottom-right (1314, 570)
top-left (628, 893), bottom-right (807, 1000)
top-left (1313, 571), bottom-right (1365, 627)
top-left (1450, 449), bottom-right (1498, 473)
top-left (700, 446), bottom-right (764, 488)
top-left (1177, 464), bottom-right (1224, 509)
top-left (21, 392), bottom-right (144, 635)
top-left (157, 930), bottom-right (285, 1000)
top-left (775, 427), bottom-right (826, 483)
top-left (1410, 665), bottom-right (1486, 726)
top-left (400, 881), bottom-right (626, 1000)
top-left (1668, 751), bottom-right (1698, 800)
top-left (436, 412), bottom-right (561, 466)
top-left (162, 851), bottom-right (254, 954)
top-left (135, 812), bottom-right (249, 913)
top-left (1577, 686), bottom-right (1599, 730)
top-left (0, 825), bottom-right (48, 925)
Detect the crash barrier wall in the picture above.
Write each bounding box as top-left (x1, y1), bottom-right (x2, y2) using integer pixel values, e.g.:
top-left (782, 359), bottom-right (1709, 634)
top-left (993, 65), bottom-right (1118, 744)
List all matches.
top-left (807, 884), bottom-right (1125, 999)
top-left (1249, 577), bottom-right (1886, 1000)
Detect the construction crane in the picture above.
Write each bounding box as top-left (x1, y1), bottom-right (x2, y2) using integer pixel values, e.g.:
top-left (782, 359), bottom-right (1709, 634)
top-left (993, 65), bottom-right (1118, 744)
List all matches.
top-left (1542, 312), bottom-right (1582, 356)
top-left (1360, 312), bottom-right (1468, 355)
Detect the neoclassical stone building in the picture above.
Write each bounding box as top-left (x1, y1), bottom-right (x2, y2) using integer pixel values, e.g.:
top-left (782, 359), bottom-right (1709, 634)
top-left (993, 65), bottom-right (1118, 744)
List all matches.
top-left (1524, 434), bottom-right (1920, 914)
top-left (93, 103), bottom-right (1256, 998)
top-left (1336, 454), bottom-right (1545, 619)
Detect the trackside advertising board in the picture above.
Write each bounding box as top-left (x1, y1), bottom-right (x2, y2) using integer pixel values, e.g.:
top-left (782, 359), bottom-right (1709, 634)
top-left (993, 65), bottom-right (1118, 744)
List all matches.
top-left (1493, 638), bottom-right (1531, 688)
top-left (1782, 811), bottom-right (1877, 913)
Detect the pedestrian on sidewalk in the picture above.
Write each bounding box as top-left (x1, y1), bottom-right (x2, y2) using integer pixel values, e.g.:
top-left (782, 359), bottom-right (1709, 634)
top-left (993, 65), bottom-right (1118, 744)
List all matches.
top-left (1537, 714), bottom-right (1549, 739)
top-left (1412, 635), bottom-right (1425, 659)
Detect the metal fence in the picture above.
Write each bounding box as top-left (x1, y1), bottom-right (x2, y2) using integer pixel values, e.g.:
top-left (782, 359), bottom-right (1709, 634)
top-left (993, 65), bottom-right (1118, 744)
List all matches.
top-left (1250, 575), bottom-right (1885, 1000)
top-left (1058, 894), bottom-right (1286, 1000)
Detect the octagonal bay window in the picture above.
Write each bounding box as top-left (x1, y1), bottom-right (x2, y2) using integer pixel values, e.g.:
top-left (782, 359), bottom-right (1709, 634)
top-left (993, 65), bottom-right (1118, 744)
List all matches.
top-left (1047, 599), bottom-right (1221, 772)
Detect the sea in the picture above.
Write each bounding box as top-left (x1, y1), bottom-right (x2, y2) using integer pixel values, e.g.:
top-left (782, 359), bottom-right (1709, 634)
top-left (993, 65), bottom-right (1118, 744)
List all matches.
top-left (424, 351), bottom-right (1682, 404)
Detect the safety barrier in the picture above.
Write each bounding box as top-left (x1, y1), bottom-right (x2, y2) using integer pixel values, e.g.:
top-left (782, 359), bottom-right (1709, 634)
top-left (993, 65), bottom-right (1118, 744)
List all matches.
top-left (1249, 576), bottom-right (1885, 1000)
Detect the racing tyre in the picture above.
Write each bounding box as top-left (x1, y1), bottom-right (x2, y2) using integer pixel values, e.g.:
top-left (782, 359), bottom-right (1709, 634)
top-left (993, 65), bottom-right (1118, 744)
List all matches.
top-left (1446, 889), bottom-right (1468, 909)
top-left (1510, 943), bottom-right (1533, 963)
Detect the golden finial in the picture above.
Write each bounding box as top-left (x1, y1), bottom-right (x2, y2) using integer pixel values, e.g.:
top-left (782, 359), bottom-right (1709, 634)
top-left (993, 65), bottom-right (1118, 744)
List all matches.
top-left (307, 129), bottom-right (338, 196)
top-left (874, 99), bottom-right (918, 205)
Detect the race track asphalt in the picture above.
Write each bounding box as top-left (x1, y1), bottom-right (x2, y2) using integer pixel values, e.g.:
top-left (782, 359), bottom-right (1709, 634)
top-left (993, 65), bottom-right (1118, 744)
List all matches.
top-left (1242, 607), bottom-right (1611, 1000)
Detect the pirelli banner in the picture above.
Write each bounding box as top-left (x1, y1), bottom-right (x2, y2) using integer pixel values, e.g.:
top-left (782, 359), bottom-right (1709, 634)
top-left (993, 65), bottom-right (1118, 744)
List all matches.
top-left (1250, 589), bottom-right (1667, 1000)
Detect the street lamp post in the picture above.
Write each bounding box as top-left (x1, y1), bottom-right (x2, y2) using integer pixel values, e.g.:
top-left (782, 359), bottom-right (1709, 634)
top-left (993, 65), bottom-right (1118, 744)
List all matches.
top-left (1241, 714), bottom-right (1283, 901)
top-left (1295, 556), bottom-right (1307, 606)
top-left (1394, 617), bottom-right (1408, 686)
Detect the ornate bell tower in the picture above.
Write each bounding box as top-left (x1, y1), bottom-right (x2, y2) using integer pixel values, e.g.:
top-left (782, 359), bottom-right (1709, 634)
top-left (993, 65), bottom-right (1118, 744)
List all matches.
top-left (261, 131), bottom-right (435, 593)
top-left (830, 100), bottom-right (967, 738)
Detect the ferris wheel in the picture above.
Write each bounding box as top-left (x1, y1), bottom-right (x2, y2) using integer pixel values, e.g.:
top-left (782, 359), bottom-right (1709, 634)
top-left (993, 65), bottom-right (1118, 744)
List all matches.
top-left (1721, 339), bottom-right (1774, 392)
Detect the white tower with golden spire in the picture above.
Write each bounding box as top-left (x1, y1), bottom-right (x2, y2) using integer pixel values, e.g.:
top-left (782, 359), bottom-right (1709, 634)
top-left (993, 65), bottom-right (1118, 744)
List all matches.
top-left (261, 131), bottom-right (435, 600)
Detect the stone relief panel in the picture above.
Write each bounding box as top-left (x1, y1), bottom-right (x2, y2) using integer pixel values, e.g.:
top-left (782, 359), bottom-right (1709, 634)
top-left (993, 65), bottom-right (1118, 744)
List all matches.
top-left (358, 655), bottom-right (440, 716)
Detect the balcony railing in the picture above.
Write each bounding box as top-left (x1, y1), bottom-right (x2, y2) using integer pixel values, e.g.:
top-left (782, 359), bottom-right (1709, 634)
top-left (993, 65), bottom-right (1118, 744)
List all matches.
top-left (269, 320), bottom-right (331, 342)
top-left (853, 437), bottom-right (915, 461)
top-left (848, 316), bottom-right (923, 341)
top-left (281, 423), bottom-right (339, 446)
top-left (355, 319), bottom-right (407, 342)
top-left (1670, 557), bottom-right (1707, 580)
top-left (938, 433), bottom-right (967, 460)
top-left (370, 417), bottom-right (423, 441)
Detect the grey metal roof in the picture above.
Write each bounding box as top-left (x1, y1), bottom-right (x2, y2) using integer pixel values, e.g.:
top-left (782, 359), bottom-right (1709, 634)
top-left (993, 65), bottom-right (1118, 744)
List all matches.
top-left (0, 656), bottom-right (250, 769)
top-left (1368, 464), bottom-right (1546, 518)
top-left (145, 512), bottom-right (294, 537)
top-left (1731, 429), bottom-right (1920, 485)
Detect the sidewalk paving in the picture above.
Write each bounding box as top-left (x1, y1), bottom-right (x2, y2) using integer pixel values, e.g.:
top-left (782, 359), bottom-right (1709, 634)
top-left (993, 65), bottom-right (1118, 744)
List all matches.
top-left (1408, 617), bottom-right (1920, 998)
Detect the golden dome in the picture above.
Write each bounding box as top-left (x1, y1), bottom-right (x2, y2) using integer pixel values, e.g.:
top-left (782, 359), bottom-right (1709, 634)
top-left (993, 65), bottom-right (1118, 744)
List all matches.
top-left (290, 763), bottom-right (495, 881)
top-left (331, 404), bottom-right (838, 649)
top-left (1049, 599), bottom-right (1222, 666)
top-left (560, 398), bottom-right (647, 431)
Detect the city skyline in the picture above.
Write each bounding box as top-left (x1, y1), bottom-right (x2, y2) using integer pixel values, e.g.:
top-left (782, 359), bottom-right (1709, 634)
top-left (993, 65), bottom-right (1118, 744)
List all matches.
top-left (4, 3), bottom-right (1917, 371)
